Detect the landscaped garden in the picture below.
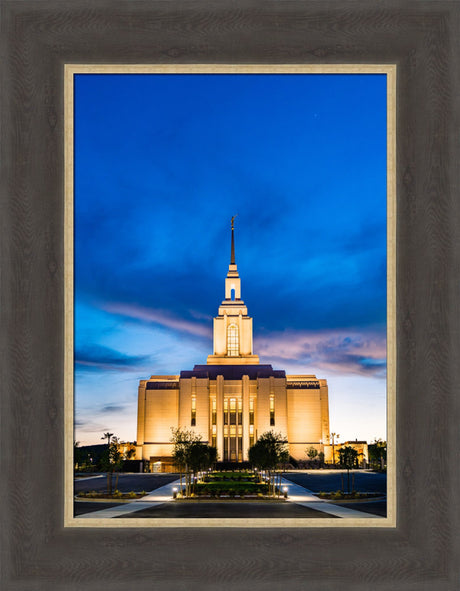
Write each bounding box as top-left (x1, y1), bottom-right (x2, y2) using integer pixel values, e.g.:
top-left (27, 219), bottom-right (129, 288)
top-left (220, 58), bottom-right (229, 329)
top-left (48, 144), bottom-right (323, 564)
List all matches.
top-left (76, 490), bottom-right (147, 500)
top-left (176, 471), bottom-right (274, 499)
top-left (171, 428), bottom-right (290, 499)
top-left (315, 491), bottom-right (384, 501)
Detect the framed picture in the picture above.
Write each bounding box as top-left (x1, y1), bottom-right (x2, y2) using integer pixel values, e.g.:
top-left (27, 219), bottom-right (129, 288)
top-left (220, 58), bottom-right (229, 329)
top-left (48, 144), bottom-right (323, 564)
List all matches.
top-left (66, 64), bottom-right (395, 528)
top-left (3, 2), bottom-right (459, 589)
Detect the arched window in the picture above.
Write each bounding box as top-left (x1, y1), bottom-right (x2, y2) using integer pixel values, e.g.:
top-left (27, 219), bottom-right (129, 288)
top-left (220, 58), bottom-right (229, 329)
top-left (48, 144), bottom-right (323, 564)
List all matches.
top-left (227, 323), bottom-right (239, 356)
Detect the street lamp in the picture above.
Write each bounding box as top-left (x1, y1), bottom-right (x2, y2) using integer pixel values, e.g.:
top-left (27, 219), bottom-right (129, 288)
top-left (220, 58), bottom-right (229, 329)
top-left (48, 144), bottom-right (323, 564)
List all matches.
top-left (283, 486), bottom-right (288, 499)
top-left (331, 433), bottom-right (340, 466)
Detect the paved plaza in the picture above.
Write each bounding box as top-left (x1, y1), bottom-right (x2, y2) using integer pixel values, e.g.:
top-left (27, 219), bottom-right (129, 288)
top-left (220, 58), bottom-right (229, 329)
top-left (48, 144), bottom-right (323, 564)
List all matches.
top-left (75, 470), bottom-right (386, 519)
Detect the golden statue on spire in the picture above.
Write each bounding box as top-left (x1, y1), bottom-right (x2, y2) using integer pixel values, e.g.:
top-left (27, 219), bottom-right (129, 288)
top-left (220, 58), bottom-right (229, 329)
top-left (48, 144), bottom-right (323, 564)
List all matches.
top-left (231, 214), bottom-right (238, 229)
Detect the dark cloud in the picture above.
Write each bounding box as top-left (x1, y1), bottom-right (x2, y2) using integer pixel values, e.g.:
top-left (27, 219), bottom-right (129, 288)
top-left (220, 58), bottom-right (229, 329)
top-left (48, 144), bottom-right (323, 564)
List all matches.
top-left (75, 344), bottom-right (151, 372)
top-left (100, 404), bottom-right (126, 413)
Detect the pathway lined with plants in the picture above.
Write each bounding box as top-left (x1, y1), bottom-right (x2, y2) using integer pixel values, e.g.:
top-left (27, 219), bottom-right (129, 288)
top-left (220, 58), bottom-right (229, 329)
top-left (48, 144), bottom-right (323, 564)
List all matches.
top-left (280, 477), bottom-right (383, 519)
top-left (76, 472), bottom-right (382, 519)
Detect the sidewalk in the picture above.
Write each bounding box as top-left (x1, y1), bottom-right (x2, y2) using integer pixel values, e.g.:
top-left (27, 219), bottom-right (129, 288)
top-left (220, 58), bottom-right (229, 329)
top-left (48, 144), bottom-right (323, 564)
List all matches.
top-left (77, 476), bottom-right (382, 519)
top-left (281, 477), bottom-right (384, 518)
top-left (77, 478), bottom-right (181, 519)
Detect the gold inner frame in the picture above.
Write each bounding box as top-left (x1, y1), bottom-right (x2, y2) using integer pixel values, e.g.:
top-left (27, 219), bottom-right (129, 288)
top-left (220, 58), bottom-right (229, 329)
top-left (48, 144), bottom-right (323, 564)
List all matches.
top-left (64, 64), bottom-right (396, 528)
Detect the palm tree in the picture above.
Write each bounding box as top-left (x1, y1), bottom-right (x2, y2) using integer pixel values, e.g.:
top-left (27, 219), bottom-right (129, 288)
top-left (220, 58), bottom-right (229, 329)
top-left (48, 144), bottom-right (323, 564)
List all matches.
top-left (101, 432), bottom-right (113, 446)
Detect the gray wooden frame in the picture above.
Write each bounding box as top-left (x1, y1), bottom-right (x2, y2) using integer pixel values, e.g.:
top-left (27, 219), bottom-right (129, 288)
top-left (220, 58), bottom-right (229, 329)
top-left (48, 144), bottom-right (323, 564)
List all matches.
top-left (2, 1), bottom-right (459, 589)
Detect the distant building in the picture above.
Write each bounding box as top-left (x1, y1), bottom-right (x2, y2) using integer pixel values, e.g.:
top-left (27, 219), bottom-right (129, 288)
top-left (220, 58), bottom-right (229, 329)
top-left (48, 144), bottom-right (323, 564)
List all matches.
top-left (334, 441), bottom-right (369, 468)
top-left (136, 221), bottom-right (331, 471)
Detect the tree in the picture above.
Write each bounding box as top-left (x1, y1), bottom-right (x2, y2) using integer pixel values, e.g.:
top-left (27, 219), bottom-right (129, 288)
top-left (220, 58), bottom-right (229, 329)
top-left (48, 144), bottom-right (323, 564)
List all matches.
top-left (368, 439), bottom-right (387, 470)
top-left (337, 446), bottom-right (358, 492)
top-left (306, 446), bottom-right (318, 463)
top-left (74, 441), bottom-right (85, 470)
top-left (317, 451), bottom-right (325, 468)
top-left (170, 428), bottom-right (217, 497)
top-left (171, 427), bottom-right (198, 497)
top-left (125, 444), bottom-right (135, 460)
top-left (101, 432), bottom-right (114, 445)
top-left (187, 441), bottom-right (217, 494)
top-left (99, 434), bottom-right (123, 494)
top-left (248, 431), bottom-right (289, 497)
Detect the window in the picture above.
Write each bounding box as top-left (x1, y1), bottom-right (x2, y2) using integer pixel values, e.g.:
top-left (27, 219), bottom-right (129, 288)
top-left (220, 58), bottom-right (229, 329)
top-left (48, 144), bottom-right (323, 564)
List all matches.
top-left (191, 395), bottom-right (196, 426)
top-left (229, 397), bottom-right (237, 425)
top-left (249, 398), bottom-right (254, 425)
top-left (227, 323), bottom-right (239, 356)
top-left (224, 398), bottom-right (228, 424)
top-left (270, 394), bottom-right (275, 426)
top-left (211, 398), bottom-right (217, 425)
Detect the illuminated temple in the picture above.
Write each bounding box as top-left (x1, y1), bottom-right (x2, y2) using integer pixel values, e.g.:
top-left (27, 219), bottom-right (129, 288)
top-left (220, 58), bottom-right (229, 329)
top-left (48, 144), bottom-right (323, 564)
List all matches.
top-left (136, 220), bottom-right (331, 470)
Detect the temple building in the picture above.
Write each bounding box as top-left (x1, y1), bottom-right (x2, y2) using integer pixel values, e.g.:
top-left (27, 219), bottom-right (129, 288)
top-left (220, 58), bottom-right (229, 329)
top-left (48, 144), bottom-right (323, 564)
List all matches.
top-left (136, 220), bottom-right (331, 470)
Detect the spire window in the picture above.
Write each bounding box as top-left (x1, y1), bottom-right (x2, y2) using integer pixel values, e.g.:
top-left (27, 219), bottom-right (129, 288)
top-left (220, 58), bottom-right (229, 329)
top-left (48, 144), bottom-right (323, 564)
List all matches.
top-left (227, 324), bottom-right (239, 356)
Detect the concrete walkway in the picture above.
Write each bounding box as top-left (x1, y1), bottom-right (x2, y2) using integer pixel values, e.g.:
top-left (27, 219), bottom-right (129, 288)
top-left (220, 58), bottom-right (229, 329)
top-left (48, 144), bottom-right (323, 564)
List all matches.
top-left (281, 477), bottom-right (383, 518)
top-left (77, 478), bottom-right (181, 519)
top-left (77, 476), bottom-right (382, 519)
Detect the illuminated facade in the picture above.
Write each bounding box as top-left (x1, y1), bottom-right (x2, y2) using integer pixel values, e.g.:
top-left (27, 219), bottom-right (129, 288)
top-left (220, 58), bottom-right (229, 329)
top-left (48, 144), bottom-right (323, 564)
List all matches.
top-left (136, 221), bottom-right (330, 468)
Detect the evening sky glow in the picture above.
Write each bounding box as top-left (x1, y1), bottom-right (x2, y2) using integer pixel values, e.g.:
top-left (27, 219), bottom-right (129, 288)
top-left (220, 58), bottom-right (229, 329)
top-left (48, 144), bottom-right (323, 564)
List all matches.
top-left (74, 73), bottom-right (387, 447)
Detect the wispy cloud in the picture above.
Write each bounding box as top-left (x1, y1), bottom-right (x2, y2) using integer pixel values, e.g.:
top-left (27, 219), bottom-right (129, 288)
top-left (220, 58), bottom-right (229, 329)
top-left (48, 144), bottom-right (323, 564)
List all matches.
top-left (102, 302), bottom-right (212, 339)
top-left (74, 408), bottom-right (137, 445)
top-left (75, 344), bottom-right (151, 372)
top-left (255, 329), bottom-right (386, 378)
top-left (100, 404), bottom-right (126, 413)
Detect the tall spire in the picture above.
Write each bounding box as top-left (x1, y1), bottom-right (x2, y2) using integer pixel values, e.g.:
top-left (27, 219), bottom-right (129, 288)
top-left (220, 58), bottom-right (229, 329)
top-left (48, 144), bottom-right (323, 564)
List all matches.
top-left (207, 215), bottom-right (259, 365)
top-left (230, 215), bottom-right (237, 264)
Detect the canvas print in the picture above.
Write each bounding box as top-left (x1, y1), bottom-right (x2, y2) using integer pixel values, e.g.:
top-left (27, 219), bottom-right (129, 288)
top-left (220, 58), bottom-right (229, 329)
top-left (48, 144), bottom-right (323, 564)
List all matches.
top-left (70, 68), bottom-right (390, 524)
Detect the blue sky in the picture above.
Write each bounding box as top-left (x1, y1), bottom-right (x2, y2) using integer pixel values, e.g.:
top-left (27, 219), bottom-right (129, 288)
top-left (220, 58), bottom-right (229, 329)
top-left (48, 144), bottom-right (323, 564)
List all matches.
top-left (74, 73), bottom-right (387, 446)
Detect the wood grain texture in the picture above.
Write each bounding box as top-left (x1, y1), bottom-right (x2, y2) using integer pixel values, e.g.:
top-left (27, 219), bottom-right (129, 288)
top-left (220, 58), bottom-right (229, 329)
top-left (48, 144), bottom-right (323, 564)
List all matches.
top-left (1, 1), bottom-right (459, 590)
